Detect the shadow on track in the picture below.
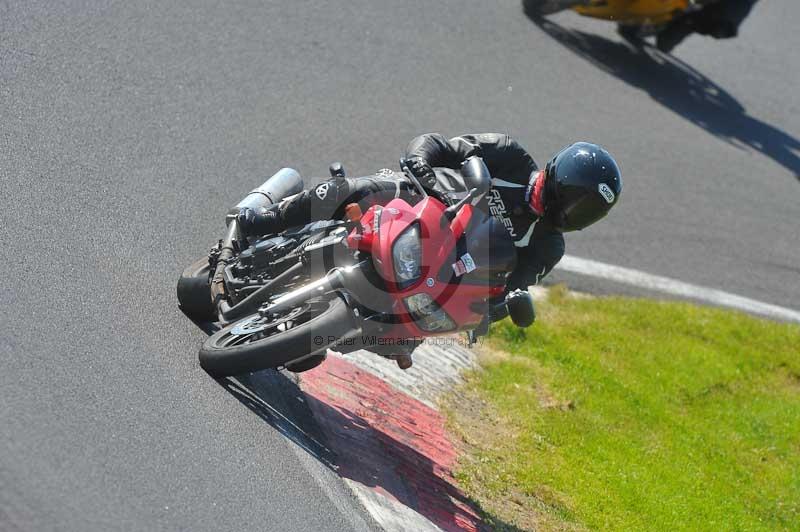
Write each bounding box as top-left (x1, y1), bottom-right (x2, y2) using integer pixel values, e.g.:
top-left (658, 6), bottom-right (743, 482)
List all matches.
top-left (219, 372), bottom-right (338, 469)
top-left (528, 16), bottom-right (800, 180)
top-left (219, 370), bottom-right (525, 531)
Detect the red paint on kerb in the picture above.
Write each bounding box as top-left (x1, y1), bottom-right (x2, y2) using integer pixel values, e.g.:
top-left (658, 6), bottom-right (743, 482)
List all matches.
top-left (301, 356), bottom-right (484, 532)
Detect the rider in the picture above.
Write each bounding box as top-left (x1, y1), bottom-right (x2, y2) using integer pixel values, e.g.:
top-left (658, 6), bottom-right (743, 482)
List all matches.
top-left (239, 132), bottom-right (623, 298)
top-left (654, 0), bottom-right (759, 53)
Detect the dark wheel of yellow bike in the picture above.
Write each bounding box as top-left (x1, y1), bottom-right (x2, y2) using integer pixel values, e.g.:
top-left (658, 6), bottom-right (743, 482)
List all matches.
top-left (523, 0), bottom-right (584, 16)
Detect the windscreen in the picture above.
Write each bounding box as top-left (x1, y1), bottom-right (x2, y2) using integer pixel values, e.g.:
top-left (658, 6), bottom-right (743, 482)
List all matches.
top-left (437, 211), bottom-right (517, 286)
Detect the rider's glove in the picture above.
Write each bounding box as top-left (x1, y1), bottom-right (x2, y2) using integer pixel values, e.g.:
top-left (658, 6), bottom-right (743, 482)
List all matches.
top-left (406, 157), bottom-right (436, 189)
top-left (236, 207), bottom-right (280, 236)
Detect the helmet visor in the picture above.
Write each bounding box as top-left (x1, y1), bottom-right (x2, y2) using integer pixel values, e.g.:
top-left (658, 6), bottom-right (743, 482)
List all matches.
top-left (557, 193), bottom-right (610, 232)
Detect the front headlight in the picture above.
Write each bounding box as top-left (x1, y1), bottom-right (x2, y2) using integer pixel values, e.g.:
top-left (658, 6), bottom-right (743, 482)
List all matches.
top-left (392, 224), bottom-right (422, 287)
top-left (405, 293), bottom-right (456, 332)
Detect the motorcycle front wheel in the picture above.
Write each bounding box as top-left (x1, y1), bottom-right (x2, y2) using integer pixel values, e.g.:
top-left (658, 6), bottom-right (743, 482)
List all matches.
top-left (198, 296), bottom-right (352, 377)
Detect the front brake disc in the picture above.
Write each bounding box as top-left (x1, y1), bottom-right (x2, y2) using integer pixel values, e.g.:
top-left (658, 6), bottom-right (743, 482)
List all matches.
top-left (230, 315), bottom-right (272, 336)
top-left (231, 305), bottom-right (308, 336)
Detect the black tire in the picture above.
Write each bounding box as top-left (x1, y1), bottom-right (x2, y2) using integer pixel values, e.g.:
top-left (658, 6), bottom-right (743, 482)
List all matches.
top-left (523, 0), bottom-right (581, 16)
top-left (177, 257), bottom-right (216, 321)
top-left (198, 297), bottom-right (352, 377)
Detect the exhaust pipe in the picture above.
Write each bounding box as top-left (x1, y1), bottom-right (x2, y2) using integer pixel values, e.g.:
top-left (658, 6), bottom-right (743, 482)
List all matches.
top-left (228, 167), bottom-right (303, 220)
top-left (212, 167), bottom-right (304, 305)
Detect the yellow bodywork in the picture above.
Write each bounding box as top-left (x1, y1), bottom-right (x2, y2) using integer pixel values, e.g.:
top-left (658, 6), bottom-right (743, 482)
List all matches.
top-left (575, 0), bottom-right (691, 26)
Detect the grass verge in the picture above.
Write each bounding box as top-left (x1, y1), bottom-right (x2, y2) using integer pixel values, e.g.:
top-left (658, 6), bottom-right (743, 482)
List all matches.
top-left (444, 286), bottom-right (800, 531)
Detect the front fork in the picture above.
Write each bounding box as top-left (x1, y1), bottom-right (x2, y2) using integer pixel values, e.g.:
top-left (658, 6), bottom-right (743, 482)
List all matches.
top-left (257, 263), bottom-right (366, 317)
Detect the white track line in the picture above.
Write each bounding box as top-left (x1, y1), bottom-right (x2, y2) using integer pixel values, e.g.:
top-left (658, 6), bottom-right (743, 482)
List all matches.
top-left (556, 255), bottom-right (800, 324)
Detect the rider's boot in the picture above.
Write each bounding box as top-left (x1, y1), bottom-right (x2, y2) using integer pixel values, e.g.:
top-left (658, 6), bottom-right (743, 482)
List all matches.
top-left (237, 206), bottom-right (285, 237)
top-left (237, 172), bottom-right (353, 238)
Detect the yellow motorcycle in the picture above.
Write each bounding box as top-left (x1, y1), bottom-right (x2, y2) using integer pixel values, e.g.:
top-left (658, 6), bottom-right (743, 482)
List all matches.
top-left (524, 0), bottom-right (700, 26)
top-left (523, 0), bottom-right (727, 51)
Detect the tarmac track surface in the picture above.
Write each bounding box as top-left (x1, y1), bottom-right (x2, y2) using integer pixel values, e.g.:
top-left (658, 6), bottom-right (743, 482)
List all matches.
top-left (2, 1), bottom-right (798, 530)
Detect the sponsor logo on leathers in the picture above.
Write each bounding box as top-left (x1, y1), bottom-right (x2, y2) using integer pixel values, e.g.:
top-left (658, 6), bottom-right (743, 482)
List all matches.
top-left (315, 183), bottom-right (329, 201)
top-left (486, 189), bottom-right (517, 237)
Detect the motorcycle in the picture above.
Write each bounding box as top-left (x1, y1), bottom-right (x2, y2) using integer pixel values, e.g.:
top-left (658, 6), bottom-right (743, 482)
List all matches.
top-left (177, 158), bottom-right (536, 377)
top-left (524, 0), bottom-right (715, 42)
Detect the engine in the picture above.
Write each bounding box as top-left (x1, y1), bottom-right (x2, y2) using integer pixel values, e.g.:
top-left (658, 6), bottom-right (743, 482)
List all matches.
top-left (233, 236), bottom-right (297, 279)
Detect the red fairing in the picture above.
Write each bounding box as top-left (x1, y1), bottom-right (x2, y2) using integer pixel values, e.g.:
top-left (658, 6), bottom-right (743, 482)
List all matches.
top-left (449, 203), bottom-right (472, 240)
top-left (347, 195), bottom-right (500, 341)
top-left (346, 206), bottom-right (378, 253)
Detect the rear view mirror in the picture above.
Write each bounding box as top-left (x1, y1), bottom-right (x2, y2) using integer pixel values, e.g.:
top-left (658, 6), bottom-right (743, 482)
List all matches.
top-left (461, 156), bottom-right (492, 197)
top-left (443, 156), bottom-right (494, 226)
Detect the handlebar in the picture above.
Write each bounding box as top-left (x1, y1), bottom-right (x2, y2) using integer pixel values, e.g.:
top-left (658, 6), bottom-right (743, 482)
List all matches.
top-left (400, 155), bottom-right (493, 225)
top-left (398, 157), bottom-right (429, 199)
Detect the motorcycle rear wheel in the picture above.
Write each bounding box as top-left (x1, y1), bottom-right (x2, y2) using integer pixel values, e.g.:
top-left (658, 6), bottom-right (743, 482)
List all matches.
top-left (198, 296), bottom-right (351, 377)
top-left (177, 257), bottom-right (216, 322)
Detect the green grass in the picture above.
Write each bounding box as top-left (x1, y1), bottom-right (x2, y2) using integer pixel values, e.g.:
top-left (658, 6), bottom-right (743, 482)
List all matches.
top-left (448, 287), bottom-right (800, 531)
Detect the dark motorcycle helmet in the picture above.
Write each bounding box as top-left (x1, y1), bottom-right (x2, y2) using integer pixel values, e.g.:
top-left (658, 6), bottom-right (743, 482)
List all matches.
top-left (543, 142), bottom-right (622, 232)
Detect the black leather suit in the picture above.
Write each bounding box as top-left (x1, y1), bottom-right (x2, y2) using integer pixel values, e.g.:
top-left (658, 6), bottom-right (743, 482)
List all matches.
top-left (270, 133), bottom-right (565, 292)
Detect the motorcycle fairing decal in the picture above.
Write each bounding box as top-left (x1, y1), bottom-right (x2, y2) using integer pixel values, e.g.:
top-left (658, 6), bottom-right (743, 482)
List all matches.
top-left (461, 253), bottom-right (476, 273)
top-left (373, 206), bottom-right (382, 234)
top-left (452, 253), bottom-right (477, 277)
top-left (486, 189), bottom-right (517, 238)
